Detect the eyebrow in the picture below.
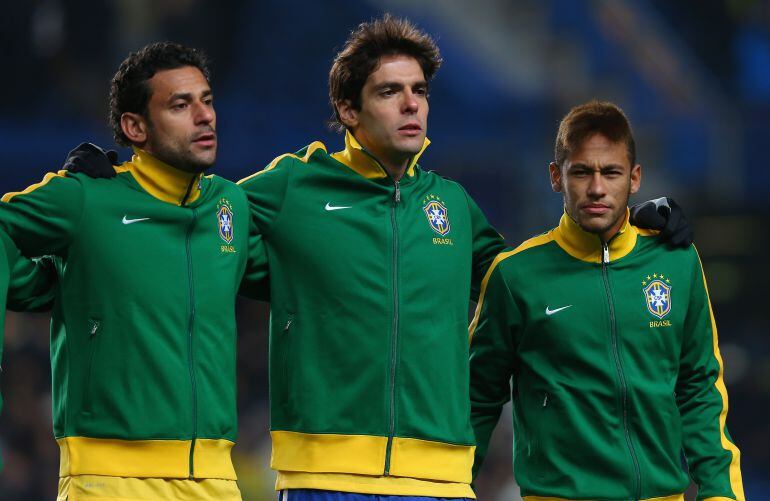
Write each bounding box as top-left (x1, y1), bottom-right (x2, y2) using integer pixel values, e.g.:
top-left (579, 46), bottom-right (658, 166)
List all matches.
top-left (373, 80), bottom-right (428, 91)
top-left (168, 89), bottom-right (213, 102)
top-left (569, 163), bottom-right (626, 171)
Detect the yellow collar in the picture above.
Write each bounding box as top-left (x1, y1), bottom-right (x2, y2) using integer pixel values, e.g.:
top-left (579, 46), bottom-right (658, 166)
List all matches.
top-left (552, 208), bottom-right (638, 263)
top-left (330, 130), bottom-right (430, 179)
top-left (115, 147), bottom-right (203, 205)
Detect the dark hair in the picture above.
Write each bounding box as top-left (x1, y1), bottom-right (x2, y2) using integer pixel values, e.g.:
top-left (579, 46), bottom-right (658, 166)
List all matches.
top-left (109, 42), bottom-right (211, 146)
top-left (554, 100), bottom-right (636, 168)
top-left (328, 14), bottom-right (442, 131)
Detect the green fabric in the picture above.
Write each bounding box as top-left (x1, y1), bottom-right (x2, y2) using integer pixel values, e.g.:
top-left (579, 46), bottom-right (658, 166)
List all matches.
top-left (0, 170), bottom-right (268, 445)
top-left (470, 230), bottom-right (741, 499)
top-left (238, 143), bottom-right (505, 456)
top-left (0, 230), bottom-right (55, 470)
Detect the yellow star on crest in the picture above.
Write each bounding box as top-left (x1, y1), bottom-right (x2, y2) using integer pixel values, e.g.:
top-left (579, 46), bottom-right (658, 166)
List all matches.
top-left (653, 273), bottom-right (658, 278)
top-left (646, 275), bottom-right (651, 280)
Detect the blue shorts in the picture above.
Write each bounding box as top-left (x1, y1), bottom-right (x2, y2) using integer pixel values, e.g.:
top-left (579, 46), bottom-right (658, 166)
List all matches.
top-left (278, 490), bottom-right (472, 501)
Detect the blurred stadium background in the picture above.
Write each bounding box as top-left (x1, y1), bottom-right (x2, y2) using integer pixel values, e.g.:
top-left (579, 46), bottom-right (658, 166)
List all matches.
top-left (1, 0), bottom-right (768, 499)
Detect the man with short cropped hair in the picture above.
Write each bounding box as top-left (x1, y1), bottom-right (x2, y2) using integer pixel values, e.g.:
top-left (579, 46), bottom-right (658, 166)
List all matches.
top-left (469, 101), bottom-right (744, 500)
top-left (0, 42), bottom-right (267, 500)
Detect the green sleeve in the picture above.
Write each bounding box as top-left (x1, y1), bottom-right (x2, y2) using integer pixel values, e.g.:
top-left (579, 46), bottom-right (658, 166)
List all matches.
top-left (236, 155), bottom-right (294, 235)
top-left (463, 188), bottom-right (507, 302)
top-left (469, 258), bottom-right (518, 479)
top-left (0, 171), bottom-right (85, 257)
top-left (3, 236), bottom-right (56, 312)
top-left (676, 247), bottom-right (744, 501)
top-left (238, 209), bottom-right (270, 301)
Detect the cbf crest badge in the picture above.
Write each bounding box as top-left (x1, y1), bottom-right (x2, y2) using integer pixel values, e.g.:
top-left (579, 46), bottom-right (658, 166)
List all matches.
top-left (217, 198), bottom-right (234, 244)
top-left (642, 273), bottom-right (671, 319)
top-left (423, 195), bottom-right (451, 236)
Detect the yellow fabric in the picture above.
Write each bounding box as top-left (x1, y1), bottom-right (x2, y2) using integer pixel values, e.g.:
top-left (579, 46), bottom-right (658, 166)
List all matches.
top-left (388, 436), bottom-right (474, 483)
top-left (270, 431), bottom-right (474, 493)
top-left (330, 129), bottom-right (430, 179)
top-left (468, 233), bottom-right (555, 344)
top-left (118, 147), bottom-right (203, 205)
top-left (1, 170), bottom-right (68, 202)
top-left (276, 472), bottom-right (475, 498)
top-left (552, 209), bottom-right (638, 263)
top-left (271, 431), bottom-right (388, 476)
top-left (695, 247), bottom-right (746, 501)
top-left (236, 142), bottom-right (328, 185)
top-left (58, 437), bottom-right (236, 480)
top-left (523, 495), bottom-right (683, 501)
top-left (57, 475), bottom-right (241, 501)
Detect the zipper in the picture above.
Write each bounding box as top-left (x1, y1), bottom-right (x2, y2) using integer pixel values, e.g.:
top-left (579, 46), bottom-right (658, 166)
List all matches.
top-left (384, 180), bottom-right (400, 475)
top-left (83, 319), bottom-right (101, 411)
top-left (601, 242), bottom-right (642, 499)
top-left (185, 209), bottom-right (199, 478)
top-left (282, 314), bottom-right (294, 407)
top-left (180, 176), bottom-right (199, 206)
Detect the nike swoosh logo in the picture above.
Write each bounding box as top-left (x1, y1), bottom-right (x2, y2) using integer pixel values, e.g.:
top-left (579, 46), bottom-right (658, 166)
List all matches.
top-left (122, 216), bottom-right (151, 225)
top-left (545, 305), bottom-right (572, 316)
top-left (325, 203), bottom-right (352, 211)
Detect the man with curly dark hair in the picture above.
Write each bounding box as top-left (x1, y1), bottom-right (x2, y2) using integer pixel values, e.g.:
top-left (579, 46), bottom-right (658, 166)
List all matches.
top-left (0, 42), bottom-right (267, 500)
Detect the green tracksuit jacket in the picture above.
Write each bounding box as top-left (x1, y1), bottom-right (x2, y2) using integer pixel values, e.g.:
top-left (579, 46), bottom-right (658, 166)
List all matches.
top-left (469, 212), bottom-right (744, 501)
top-left (0, 148), bottom-right (267, 480)
top-left (237, 131), bottom-right (506, 498)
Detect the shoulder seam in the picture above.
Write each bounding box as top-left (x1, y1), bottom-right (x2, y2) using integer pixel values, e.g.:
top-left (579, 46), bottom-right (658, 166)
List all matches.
top-left (1, 170), bottom-right (69, 203)
top-left (468, 231), bottom-right (555, 344)
top-left (236, 141), bottom-right (327, 185)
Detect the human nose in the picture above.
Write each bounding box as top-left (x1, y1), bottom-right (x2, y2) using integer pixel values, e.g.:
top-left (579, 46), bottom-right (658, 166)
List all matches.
top-left (402, 90), bottom-right (419, 113)
top-left (194, 102), bottom-right (215, 125)
top-left (587, 171), bottom-right (606, 197)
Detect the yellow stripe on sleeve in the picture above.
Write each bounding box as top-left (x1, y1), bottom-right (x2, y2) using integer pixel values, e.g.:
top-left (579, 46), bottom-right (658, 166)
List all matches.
top-left (237, 141), bottom-right (327, 185)
top-left (694, 247), bottom-right (745, 501)
top-left (468, 231), bottom-right (554, 345)
top-left (2, 170), bottom-right (68, 202)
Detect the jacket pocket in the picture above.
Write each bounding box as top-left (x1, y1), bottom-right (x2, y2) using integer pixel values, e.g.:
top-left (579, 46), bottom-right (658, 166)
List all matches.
top-left (82, 318), bottom-right (101, 414)
top-left (281, 313), bottom-right (294, 409)
top-left (531, 390), bottom-right (552, 480)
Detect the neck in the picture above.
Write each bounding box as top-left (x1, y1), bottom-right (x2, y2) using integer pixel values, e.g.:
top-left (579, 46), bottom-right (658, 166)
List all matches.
top-left (380, 157), bottom-right (409, 181)
top-left (600, 216), bottom-right (626, 243)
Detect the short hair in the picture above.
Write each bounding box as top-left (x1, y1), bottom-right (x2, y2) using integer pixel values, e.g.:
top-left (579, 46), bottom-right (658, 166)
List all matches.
top-left (109, 42), bottom-right (211, 146)
top-left (328, 14), bottom-right (443, 131)
top-left (554, 100), bottom-right (636, 168)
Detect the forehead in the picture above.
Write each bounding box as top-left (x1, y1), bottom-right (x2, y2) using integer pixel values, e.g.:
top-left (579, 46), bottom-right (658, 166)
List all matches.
top-left (365, 54), bottom-right (426, 86)
top-left (569, 133), bottom-right (631, 168)
top-left (148, 66), bottom-right (209, 100)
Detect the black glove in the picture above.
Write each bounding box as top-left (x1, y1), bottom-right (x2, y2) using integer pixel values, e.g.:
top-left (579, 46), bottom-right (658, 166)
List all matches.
top-left (630, 197), bottom-right (693, 248)
top-left (63, 142), bottom-right (119, 179)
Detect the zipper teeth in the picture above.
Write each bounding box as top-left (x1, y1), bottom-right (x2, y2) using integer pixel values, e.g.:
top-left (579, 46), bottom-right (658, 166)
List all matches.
top-left (186, 209), bottom-right (199, 478)
top-left (602, 244), bottom-right (641, 499)
top-left (384, 181), bottom-right (400, 475)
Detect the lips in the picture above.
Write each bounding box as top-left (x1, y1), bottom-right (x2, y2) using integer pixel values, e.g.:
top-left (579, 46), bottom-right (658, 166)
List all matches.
top-left (581, 203), bottom-right (611, 215)
top-left (398, 123), bottom-right (423, 137)
top-left (192, 132), bottom-right (217, 147)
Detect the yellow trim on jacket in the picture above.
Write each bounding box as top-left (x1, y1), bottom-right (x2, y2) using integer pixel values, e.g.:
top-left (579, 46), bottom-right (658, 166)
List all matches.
top-left (694, 247), bottom-right (745, 500)
top-left (553, 209), bottom-right (637, 263)
top-left (331, 130), bottom-right (430, 179)
top-left (468, 232), bottom-right (554, 344)
top-left (116, 147), bottom-right (203, 205)
top-left (270, 430), bottom-right (475, 497)
top-left (57, 436), bottom-right (237, 480)
top-left (57, 475), bottom-right (241, 501)
top-left (236, 141), bottom-right (328, 185)
top-left (2, 170), bottom-right (68, 202)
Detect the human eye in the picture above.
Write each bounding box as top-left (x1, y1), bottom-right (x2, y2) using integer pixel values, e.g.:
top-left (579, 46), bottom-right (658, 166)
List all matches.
top-left (171, 101), bottom-right (188, 110)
